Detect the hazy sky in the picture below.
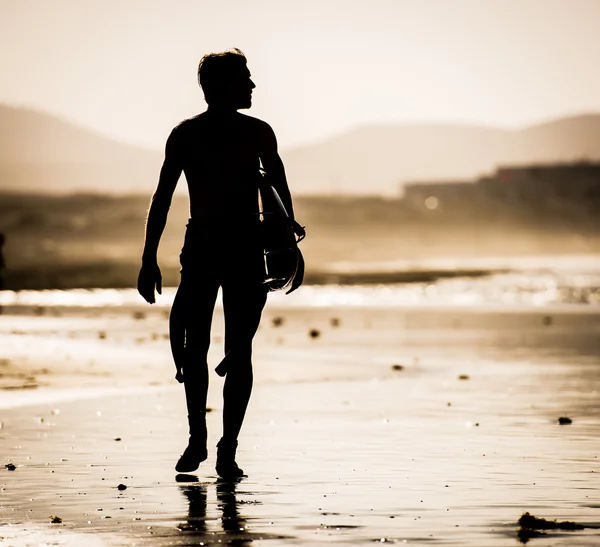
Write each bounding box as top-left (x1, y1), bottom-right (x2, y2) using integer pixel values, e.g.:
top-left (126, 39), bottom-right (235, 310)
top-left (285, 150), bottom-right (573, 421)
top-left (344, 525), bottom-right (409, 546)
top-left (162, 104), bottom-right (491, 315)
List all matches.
top-left (2, 0), bottom-right (600, 150)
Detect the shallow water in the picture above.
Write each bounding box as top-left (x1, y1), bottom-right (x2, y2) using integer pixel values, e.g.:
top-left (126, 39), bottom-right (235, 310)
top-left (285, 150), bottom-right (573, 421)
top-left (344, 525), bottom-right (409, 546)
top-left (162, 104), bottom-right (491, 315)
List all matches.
top-left (1, 254), bottom-right (600, 311)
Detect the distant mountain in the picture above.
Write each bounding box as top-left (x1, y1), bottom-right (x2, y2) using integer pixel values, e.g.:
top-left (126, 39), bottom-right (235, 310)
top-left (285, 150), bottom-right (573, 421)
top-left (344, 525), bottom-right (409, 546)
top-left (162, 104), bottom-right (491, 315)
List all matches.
top-left (0, 105), bottom-right (163, 194)
top-left (281, 114), bottom-right (600, 195)
top-left (2, 104), bottom-right (600, 195)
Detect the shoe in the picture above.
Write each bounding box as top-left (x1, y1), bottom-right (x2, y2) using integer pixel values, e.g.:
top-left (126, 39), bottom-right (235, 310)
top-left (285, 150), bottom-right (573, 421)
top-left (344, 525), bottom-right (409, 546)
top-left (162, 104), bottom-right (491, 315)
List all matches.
top-left (215, 438), bottom-right (245, 479)
top-left (175, 437), bottom-right (208, 473)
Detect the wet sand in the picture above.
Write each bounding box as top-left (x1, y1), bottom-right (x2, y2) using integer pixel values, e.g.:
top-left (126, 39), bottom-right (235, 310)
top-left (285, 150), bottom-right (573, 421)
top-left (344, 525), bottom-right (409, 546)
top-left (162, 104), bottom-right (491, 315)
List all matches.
top-left (2, 303), bottom-right (600, 546)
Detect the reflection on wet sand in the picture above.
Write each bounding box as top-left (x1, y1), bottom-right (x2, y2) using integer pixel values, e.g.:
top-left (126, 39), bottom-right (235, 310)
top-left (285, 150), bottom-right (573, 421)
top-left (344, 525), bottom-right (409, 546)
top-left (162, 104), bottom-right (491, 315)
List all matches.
top-left (216, 479), bottom-right (251, 543)
top-left (176, 475), bottom-right (207, 537)
top-left (176, 475), bottom-right (286, 545)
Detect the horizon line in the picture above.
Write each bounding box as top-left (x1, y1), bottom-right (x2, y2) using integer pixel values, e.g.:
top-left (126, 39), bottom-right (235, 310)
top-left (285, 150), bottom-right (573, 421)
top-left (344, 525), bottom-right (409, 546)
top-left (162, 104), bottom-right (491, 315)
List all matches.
top-left (2, 100), bottom-right (600, 153)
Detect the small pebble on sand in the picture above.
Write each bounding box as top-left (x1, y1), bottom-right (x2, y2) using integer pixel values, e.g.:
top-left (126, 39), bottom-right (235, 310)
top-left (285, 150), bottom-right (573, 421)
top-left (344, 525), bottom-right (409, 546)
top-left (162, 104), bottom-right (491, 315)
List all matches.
top-left (117, 483), bottom-right (127, 490)
top-left (206, 407), bottom-right (213, 413)
top-left (50, 515), bottom-right (62, 523)
top-left (114, 437), bottom-right (122, 441)
top-left (391, 364), bottom-right (404, 371)
top-left (98, 331), bottom-right (107, 340)
top-left (458, 374), bottom-right (470, 380)
top-left (543, 315), bottom-right (553, 326)
top-left (330, 317), bottom-right (340, 327)
top-left (557, 417), bottom-right (572, 425)
top-left (133, 311), bottom-right (146, 320)
top-left (309, 329), bottom-right (321, 339)
top-left (272, 316), bottom-right (285, 327)
top-left (6, 463), bottom-right (16, 471)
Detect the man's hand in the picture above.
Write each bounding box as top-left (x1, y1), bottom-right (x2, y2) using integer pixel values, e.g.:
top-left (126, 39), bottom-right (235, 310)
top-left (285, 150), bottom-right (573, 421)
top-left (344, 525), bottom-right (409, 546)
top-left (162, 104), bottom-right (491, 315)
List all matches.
top-left (291, 220), bottom-right (306, 241)
top-left (137, 261), bottom-right (162, 304)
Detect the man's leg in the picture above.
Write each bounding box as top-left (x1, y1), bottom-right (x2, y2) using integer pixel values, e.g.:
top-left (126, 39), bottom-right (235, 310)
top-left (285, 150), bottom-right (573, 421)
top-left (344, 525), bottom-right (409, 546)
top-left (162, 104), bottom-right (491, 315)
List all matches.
top-left (217, 279), bottom-right (267, 477)
top-left (173, 273), bottom-right (219, 472)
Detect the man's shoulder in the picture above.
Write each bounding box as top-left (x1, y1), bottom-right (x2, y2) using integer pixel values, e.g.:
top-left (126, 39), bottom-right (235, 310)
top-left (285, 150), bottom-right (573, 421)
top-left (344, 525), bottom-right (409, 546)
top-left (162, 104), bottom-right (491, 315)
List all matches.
top-left (172, 113), bottom-right (205, 133)
top-left (166, 115), bottom-right (206, 147)
top-left (168, 112), bottom-right (274, 144)
top-left (236, 112), bottom-right (273, 134)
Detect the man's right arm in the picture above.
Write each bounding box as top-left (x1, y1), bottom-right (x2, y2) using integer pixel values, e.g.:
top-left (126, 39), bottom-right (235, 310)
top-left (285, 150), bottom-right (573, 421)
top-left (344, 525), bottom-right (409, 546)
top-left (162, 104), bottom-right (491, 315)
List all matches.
top-left (142, 128), bottom-right (183, 263)
top-left (138, 127), bottom-right (183, 303)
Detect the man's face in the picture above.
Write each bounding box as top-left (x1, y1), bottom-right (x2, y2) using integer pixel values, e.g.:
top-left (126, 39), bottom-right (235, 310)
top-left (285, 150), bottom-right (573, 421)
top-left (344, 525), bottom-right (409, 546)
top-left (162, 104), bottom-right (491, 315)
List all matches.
top-left (230, 65), bottom-right (255, 110)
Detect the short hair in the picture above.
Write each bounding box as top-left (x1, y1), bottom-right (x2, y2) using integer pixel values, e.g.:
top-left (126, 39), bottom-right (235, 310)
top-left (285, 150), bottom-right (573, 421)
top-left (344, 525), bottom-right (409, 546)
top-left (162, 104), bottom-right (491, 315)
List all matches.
top-left (197, 48), bottom-right (248, 105)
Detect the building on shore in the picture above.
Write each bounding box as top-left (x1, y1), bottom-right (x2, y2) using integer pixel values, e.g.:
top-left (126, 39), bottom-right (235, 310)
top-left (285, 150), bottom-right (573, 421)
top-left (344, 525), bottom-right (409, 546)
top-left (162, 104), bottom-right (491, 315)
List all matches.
top-left (401, 161), bottom-right (600, 214)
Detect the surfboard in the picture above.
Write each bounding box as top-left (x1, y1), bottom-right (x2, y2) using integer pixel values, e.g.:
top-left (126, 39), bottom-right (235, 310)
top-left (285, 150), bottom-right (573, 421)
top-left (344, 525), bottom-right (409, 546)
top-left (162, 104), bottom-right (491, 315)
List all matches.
top-left (257, 169), bottom-right (304, 293)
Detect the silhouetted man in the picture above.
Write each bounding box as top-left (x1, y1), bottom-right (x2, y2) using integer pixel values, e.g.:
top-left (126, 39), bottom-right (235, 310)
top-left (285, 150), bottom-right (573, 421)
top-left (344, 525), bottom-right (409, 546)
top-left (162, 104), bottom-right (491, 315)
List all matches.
top-left (137, 49), bottom-right (301, 478)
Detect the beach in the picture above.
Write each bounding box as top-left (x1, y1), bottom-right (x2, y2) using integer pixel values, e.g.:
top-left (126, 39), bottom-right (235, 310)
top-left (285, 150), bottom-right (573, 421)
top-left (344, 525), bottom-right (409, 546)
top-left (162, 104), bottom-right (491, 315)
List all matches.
top-left (3, 2), bottom-right (600, 545)
top-left (1, 281), bottom-right (600, 546)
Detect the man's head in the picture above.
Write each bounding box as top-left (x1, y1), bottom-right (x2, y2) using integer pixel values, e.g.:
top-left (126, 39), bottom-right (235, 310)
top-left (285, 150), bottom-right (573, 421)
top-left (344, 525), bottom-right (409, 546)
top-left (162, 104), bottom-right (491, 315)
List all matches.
top-left (197, 48), bottom-right (255, 110)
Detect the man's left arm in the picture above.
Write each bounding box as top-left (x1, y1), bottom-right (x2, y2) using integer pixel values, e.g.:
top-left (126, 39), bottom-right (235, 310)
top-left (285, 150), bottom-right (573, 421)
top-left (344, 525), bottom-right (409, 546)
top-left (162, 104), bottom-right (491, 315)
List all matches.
top-left (259, 123), bottom-right (296, 219)
top-left (259, 122), bottom-right (305, 237)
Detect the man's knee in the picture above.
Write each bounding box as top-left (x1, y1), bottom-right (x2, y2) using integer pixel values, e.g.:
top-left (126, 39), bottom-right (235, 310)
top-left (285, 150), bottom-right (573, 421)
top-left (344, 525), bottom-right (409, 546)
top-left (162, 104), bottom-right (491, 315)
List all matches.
top-left (227, 351), bottom-right (253, 376)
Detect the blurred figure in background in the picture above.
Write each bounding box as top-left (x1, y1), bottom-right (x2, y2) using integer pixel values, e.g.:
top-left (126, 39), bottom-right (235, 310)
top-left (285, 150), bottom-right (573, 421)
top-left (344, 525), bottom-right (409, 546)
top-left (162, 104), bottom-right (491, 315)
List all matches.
top-left (0, 232), bottom-right (6, 291)
top-left (137, 49), bottom-right (302, 478)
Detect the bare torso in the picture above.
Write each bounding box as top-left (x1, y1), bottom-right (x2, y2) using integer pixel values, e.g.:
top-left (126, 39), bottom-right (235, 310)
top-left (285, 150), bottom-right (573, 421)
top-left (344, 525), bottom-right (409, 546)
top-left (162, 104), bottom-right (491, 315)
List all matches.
top-left (170, 110), bottom-right (276, 220)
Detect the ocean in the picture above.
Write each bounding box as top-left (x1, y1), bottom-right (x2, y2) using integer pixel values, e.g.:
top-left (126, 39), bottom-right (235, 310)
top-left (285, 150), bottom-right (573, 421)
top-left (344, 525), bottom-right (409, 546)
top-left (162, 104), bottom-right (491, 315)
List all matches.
top-left (2, 254), bottom-right (599, 310)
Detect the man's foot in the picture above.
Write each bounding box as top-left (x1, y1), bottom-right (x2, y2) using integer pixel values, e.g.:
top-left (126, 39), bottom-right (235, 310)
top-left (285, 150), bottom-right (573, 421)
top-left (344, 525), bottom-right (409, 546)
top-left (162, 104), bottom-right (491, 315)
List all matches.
top-left (175, 438), bottom-right (208, 473)
top-left (216, 459), bottom-right (244, 479)
top-left (215, 438), bottom-right (245, 479)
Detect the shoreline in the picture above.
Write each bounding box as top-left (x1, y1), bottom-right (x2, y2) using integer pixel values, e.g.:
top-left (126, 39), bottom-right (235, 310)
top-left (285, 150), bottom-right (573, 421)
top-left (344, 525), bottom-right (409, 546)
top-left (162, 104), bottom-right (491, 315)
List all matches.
top-left (1, 251), bottom-right (599, 294)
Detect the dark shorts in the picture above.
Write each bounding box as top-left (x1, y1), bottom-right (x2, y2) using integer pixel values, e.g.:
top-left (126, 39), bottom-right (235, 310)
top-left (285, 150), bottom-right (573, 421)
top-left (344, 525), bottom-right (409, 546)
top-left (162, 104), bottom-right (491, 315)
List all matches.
top-left (176, 218), bottom-right (268, 358)
top-left (179, 217), bottom-right (266, 285)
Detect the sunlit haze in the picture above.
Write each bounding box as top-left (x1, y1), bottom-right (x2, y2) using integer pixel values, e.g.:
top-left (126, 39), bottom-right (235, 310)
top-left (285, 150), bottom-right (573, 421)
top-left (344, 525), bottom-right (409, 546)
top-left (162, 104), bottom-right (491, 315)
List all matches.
top-left (2, 4), bottom-right (600, 543)
top-left (2, 0), bottom-right (600, 150)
